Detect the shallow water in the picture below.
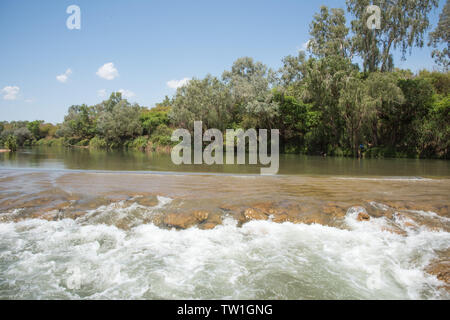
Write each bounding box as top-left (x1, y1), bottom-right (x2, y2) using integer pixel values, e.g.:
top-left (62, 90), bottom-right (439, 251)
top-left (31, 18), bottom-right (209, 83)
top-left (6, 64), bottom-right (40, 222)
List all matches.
top-left (0, 148), bottom-right (449, 300)
top-left (1, 146), bottom-right (449, 177)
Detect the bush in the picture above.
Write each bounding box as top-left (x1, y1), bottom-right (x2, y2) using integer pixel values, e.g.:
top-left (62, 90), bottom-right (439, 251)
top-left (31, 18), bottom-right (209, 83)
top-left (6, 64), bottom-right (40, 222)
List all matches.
top-left (128, 136), bottom-right (149, 151)
top-left (329, 147), bottom-right (345, 157)
top-left (89, 137), bottom-right (108, 149)
top-left (140, 106), bottom-right (170, 135)
top-left (36, 137), bottom-right (66, 147)
top-left (5, 135), bottom-right (17, 151)
top-left (149, 124), bottom-right (174, 146)
top-left (77, 139), bottom-right (90, 146)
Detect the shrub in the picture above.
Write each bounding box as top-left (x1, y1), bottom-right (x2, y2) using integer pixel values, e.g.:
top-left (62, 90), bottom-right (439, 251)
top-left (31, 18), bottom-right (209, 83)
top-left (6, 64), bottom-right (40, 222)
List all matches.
top-left (77, 139), bottom-right (90, 146)
top-left (129, 136), bottom-right (149, 151)
top-left (5, 135), bottom-right (17, 152)
top-left (39, 138), bottom-right (66, 147)
top-left (149, 124), bottom-right (174, 146)
top-left (89, 137), bottom-right (108, 149)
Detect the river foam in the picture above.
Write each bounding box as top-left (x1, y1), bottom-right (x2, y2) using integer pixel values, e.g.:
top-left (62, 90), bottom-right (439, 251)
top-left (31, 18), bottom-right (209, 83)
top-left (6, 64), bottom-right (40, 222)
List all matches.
top-left (0, 203), bottom-right (448, 300)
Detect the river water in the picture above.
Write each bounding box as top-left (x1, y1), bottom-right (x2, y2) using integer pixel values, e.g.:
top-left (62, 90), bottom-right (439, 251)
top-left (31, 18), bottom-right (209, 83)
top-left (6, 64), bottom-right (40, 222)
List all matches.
top-left (0, 147), bottom-right (449, 299)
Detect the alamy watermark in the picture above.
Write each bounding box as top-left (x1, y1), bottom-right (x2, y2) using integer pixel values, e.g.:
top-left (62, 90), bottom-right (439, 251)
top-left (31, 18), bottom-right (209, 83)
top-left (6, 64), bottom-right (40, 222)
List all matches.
top-left (66, 5), bottom-right (81, 30)
top-left (366, 5), bottom-right (381, 30)
top-left (171, 121), bottom-right (280, 175)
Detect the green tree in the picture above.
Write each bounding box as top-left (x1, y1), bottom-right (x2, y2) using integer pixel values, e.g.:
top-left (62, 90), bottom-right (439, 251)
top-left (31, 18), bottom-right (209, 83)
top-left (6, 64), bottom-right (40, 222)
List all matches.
top-left (302, 55), bottom-right (357, 151)
top-left (59, 104), bottom-right (96, 142)
top-left (13, 127), bottom-right (32, 146)
top-left (278, 52), bottom-right (307, 90)
top-left (5, 135), bottom-right (17, 152)
top-left (272, 90), bottom-right (307, 152)
top-left (27, 120), bottom-right (44, 140)
top-left (364, 72), bottom-right (405, 147)
top-left (140, 106), bottom-right (170, 135)
top-left (347, 0), bottom-right (439, 72)
top-left (170, 75), bottom-right (232, 131)
top-left (96, 97), bottom-right (143, 145)
top-left (396, 78), bottom-right (435, 152)
top-left (429, 0), bottom-right (449, 71)
top-left (222, 57), bottom-right (279, 129)
top-left (417, 69), bottom-right (450, 94)
top-left (308, 6), bottom-right (351, 59)
top-left (420, 94), bottom-right (449, 158)
top-left (338, 76), bottom-right (374, 156)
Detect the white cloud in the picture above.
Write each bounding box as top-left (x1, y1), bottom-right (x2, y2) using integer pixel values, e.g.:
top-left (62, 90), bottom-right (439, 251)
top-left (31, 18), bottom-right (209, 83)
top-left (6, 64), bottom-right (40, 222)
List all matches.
top-left (118, 89), bottom-right (135, 99)
top-left (1, 86), bottom-right (20, 100)
top-left (167, 77), bottom-right (190, 89)
top-left (96, 62), bottom-right (119, 80)
top-left (56, 68), bottom-right (72, 83)
top-left (97, 89), bottom-right (107, 98)
top-left (25, 98), bottom-right (34, 103)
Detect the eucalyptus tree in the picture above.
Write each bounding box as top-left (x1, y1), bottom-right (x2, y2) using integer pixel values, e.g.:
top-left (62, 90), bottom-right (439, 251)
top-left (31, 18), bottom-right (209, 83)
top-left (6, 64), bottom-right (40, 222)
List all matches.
top-left (222, 57), bottom-right (279, 129)
top-left (346, 0), bottom-right (439, 72)
top-left (396, 77), bottom-right (435, 150)
top-left (338, 76), bottom-right (373, 156)
top-left (301, 55), bottom-right (358, 150)
top-left (429, 0), bottom-right (449, 70)
top-left (296, 5), bottom-right (357, 151)
top-left (364, 72), bottom-right (405, 146)
top-left (307, 6), bottom-right (352, 59)
top-left (169, 75), bottom-right (233, 132)
top-left (278, 51), bottom-right (307, 89)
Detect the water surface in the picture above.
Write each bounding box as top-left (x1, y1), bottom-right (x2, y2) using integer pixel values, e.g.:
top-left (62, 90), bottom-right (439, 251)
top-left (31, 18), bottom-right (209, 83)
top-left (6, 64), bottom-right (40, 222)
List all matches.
top-left (0, 148), bottom-right (449, 300)
top-left (1, 147), bottom-right (449, 177)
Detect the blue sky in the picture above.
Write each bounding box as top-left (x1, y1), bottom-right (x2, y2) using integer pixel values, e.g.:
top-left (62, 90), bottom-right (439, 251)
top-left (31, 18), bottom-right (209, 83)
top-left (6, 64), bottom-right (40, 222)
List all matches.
top-left (0, 0), bottom-right (446, 123)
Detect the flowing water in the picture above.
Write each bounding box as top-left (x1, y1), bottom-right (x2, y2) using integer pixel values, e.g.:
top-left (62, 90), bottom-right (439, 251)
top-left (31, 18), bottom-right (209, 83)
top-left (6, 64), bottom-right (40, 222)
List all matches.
top-left (0, 147), bottom-right (449, 300)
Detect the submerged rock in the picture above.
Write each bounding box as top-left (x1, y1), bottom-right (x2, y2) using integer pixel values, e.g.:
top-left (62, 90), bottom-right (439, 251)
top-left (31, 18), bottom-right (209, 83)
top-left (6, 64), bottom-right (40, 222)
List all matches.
top-left (164, 211), bottom-right (213, 229)
top-left (193, 211), bottom-right (209, 222)
top-left (323, 204), bottom-right (347, 218)
top-left (205, 212), bottom-right (222, 225)
top-left (164, 213), bottom-right (198, 229)
top-left (135, 196), bottom-right (159, 207)
top-left (271, 213), bottom-right (289, 223)
top-left (199, 222), bottom-right (217, 230)
top-left (357, 212), bottom-right (371, 222)
top-left (243, 208), bottom-right (269, 221)
top-left (427, 260), bottom-right (450, 289)
top-left (290, 213), bottom-right (329, 225)
top-left (434, 205), bottom-right (449, 217)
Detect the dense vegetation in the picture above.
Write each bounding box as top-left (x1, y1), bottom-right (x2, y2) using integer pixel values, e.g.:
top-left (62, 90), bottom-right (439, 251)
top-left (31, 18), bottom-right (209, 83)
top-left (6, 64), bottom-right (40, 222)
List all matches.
top-left (1, 1), bottom-right (449, 159)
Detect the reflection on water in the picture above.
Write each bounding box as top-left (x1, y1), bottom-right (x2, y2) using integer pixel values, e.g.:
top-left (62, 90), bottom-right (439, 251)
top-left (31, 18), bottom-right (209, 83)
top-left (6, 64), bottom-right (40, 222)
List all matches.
top-left (0, 146), bottom-right (449, 177)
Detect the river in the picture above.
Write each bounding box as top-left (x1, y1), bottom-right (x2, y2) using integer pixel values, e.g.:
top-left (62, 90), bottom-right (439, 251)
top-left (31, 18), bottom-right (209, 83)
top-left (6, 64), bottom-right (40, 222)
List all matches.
top-left (0, 147), bottom-right (449, 299)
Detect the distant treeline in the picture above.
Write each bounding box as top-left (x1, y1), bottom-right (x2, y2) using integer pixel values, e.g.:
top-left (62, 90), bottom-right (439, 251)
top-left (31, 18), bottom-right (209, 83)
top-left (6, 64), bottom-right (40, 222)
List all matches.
top-left (1, 2), bottom-right (449, 158)
top-left (0, 95), bottom-right (173, 153)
